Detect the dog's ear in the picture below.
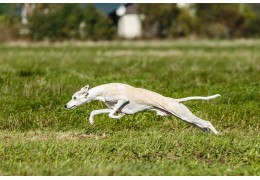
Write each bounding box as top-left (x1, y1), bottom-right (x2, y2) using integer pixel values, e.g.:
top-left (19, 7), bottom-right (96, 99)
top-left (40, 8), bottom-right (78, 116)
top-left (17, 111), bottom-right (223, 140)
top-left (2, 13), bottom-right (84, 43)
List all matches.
top-left (81, 85), bottom-right (89, 93)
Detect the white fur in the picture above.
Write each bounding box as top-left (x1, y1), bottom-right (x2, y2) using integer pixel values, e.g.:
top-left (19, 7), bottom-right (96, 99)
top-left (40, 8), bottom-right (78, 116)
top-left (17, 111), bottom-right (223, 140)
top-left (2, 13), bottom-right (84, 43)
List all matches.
top-left (65, 83), bottom-right (220, 135)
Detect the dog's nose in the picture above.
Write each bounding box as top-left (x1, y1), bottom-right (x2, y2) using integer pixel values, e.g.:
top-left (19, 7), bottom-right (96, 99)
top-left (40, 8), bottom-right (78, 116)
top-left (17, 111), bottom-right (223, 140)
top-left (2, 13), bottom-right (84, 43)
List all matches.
top-left (64, 104), bottom-right (67, 108)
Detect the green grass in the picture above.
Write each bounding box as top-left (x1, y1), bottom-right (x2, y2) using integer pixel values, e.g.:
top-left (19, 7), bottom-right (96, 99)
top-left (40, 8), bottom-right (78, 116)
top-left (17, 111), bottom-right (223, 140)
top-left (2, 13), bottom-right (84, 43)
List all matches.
top-left (0, 40), bottom-right (259, 175)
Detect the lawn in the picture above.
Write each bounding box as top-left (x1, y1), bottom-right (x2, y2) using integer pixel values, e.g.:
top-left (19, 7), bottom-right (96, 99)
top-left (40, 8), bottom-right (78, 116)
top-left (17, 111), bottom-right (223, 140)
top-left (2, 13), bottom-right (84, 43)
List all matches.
top-left (0, 40), bottom-right (259, 175)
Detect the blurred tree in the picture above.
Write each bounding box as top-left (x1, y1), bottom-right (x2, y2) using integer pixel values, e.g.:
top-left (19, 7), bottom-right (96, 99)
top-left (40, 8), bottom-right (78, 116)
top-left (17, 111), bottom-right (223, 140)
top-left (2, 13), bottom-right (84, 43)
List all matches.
top-left (170, 6), bottom-right (200, 38)
top-left (0, 4), bottom-right (20, 42)
top-left (0, 15), bottom-right (20, 42)
top-left (138, 4), bottom-right (180, 38)
top-left (241, 4), bottom-right (260, 37)
top-left (0, 4), bottom-right (18, 16)
top-left (2, 3), bottom-right (259, 41)
top-left (82, 5), bottom-right (116, 40)
top-left (249, 3), bottom-right (260, 15)
top-left (138, 3), bottom-right (260, 39)
top-left (242, 14), bottom-right (260, 38)
top-left (195, 4), bottom-right (256, 38)
top-left (56, 4), bottom-right (83, 39)
top-left (28, 4), bottom-right (83, 40)
top-left (28, 4), bottom-right (115, 41)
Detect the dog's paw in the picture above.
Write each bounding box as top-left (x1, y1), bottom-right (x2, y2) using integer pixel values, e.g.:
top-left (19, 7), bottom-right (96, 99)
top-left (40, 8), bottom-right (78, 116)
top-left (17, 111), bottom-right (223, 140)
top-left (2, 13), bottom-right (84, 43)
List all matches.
top-left (202, 127), bottom-right (210, 133)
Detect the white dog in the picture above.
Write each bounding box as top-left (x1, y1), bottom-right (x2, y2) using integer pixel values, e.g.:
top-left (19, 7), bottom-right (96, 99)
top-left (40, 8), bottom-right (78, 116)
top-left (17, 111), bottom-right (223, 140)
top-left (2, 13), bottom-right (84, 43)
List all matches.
top-left (65, 83), bottom-right (220, 134)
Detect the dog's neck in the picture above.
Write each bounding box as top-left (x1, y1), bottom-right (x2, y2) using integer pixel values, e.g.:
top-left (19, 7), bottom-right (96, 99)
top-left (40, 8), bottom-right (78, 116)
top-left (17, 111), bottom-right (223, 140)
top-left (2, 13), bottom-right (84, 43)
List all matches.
top-left (88, 85), bottom-right (105, 102)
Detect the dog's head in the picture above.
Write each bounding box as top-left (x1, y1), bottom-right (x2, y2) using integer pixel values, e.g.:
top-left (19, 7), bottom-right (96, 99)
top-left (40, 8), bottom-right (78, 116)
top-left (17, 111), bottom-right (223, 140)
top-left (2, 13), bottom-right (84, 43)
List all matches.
top-left (64, 85), bottom-right (91, 109)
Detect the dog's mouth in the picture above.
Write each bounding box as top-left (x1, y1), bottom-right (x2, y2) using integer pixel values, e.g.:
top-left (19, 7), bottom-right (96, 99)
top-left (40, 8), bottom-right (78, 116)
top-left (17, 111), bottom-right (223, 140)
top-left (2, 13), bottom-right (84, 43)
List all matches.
top-left (65, 105), bottom-right (77, 109)
top-left (70, 105), bottom-right (76, 109)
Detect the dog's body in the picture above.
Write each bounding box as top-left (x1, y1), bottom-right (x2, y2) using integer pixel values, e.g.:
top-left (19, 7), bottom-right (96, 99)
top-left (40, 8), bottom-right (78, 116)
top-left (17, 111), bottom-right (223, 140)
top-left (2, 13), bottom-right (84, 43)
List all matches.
top-left (65, 83), bottom-right (220, 134)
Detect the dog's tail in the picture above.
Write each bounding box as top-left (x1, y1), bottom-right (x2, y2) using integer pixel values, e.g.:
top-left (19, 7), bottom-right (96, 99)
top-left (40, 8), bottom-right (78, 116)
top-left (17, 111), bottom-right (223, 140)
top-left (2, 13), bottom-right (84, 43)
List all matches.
top-left (176, 94), bottom-right (221, 103)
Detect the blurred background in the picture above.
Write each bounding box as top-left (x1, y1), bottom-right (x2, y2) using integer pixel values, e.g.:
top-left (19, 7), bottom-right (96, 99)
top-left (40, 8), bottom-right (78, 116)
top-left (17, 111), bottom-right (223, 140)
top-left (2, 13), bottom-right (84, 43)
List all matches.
top-left (0, 3), bottom-right (260, 42)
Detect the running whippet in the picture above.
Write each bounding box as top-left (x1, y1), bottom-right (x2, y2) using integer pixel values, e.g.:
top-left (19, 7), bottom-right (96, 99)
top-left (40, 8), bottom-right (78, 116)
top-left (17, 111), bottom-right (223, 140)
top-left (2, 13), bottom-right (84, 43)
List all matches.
top-left (65, 83), bottom-right (220, 134)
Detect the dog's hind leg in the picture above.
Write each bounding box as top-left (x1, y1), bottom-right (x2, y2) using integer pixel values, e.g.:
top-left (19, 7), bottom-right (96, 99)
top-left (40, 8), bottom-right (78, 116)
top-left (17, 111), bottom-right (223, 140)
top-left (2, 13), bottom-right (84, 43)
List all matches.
top-left (186, 115), bottom-right (219, 135)
top-left (151, 108), bottom-right (171, 116)
top-left (167, 102), bottom-right (219, 135)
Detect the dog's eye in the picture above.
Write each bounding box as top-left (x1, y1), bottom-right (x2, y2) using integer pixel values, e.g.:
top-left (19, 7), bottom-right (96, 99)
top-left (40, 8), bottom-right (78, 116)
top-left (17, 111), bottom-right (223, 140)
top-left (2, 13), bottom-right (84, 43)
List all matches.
top-left (85, 93), bottom-right (89, 97)
top-left (73, 97), bottom-right (77, 100)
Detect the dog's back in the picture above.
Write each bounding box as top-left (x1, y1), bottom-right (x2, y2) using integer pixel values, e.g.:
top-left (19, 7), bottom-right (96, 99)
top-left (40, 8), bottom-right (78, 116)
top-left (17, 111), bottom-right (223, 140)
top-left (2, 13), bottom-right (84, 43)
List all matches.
top-left (100, 83), bottom-right (172, 108)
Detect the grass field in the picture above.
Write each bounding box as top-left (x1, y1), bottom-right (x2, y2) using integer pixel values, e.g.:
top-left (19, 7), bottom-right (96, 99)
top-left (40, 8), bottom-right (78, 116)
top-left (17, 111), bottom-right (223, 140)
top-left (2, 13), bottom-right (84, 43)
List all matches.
top-left (0, 40), bottom-right (259, 175)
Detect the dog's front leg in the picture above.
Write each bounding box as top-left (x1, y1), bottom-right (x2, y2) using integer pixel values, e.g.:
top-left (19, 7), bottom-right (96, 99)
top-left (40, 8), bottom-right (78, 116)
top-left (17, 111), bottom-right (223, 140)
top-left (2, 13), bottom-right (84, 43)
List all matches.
top-left (109, 99), bottom-right (128, 119)
top-left (89, 109), bottom-right (111, 124)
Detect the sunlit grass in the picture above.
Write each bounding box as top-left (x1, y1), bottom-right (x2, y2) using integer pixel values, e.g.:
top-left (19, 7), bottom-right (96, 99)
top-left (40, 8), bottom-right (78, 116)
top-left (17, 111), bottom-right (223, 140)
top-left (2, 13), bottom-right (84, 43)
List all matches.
top-left (0, 40), bottom-right (259, 175)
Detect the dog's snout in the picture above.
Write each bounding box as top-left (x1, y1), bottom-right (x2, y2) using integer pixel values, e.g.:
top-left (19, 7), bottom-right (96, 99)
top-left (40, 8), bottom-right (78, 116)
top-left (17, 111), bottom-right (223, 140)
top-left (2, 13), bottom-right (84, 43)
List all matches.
top-left (64, 104), bottom-right (67, 108)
